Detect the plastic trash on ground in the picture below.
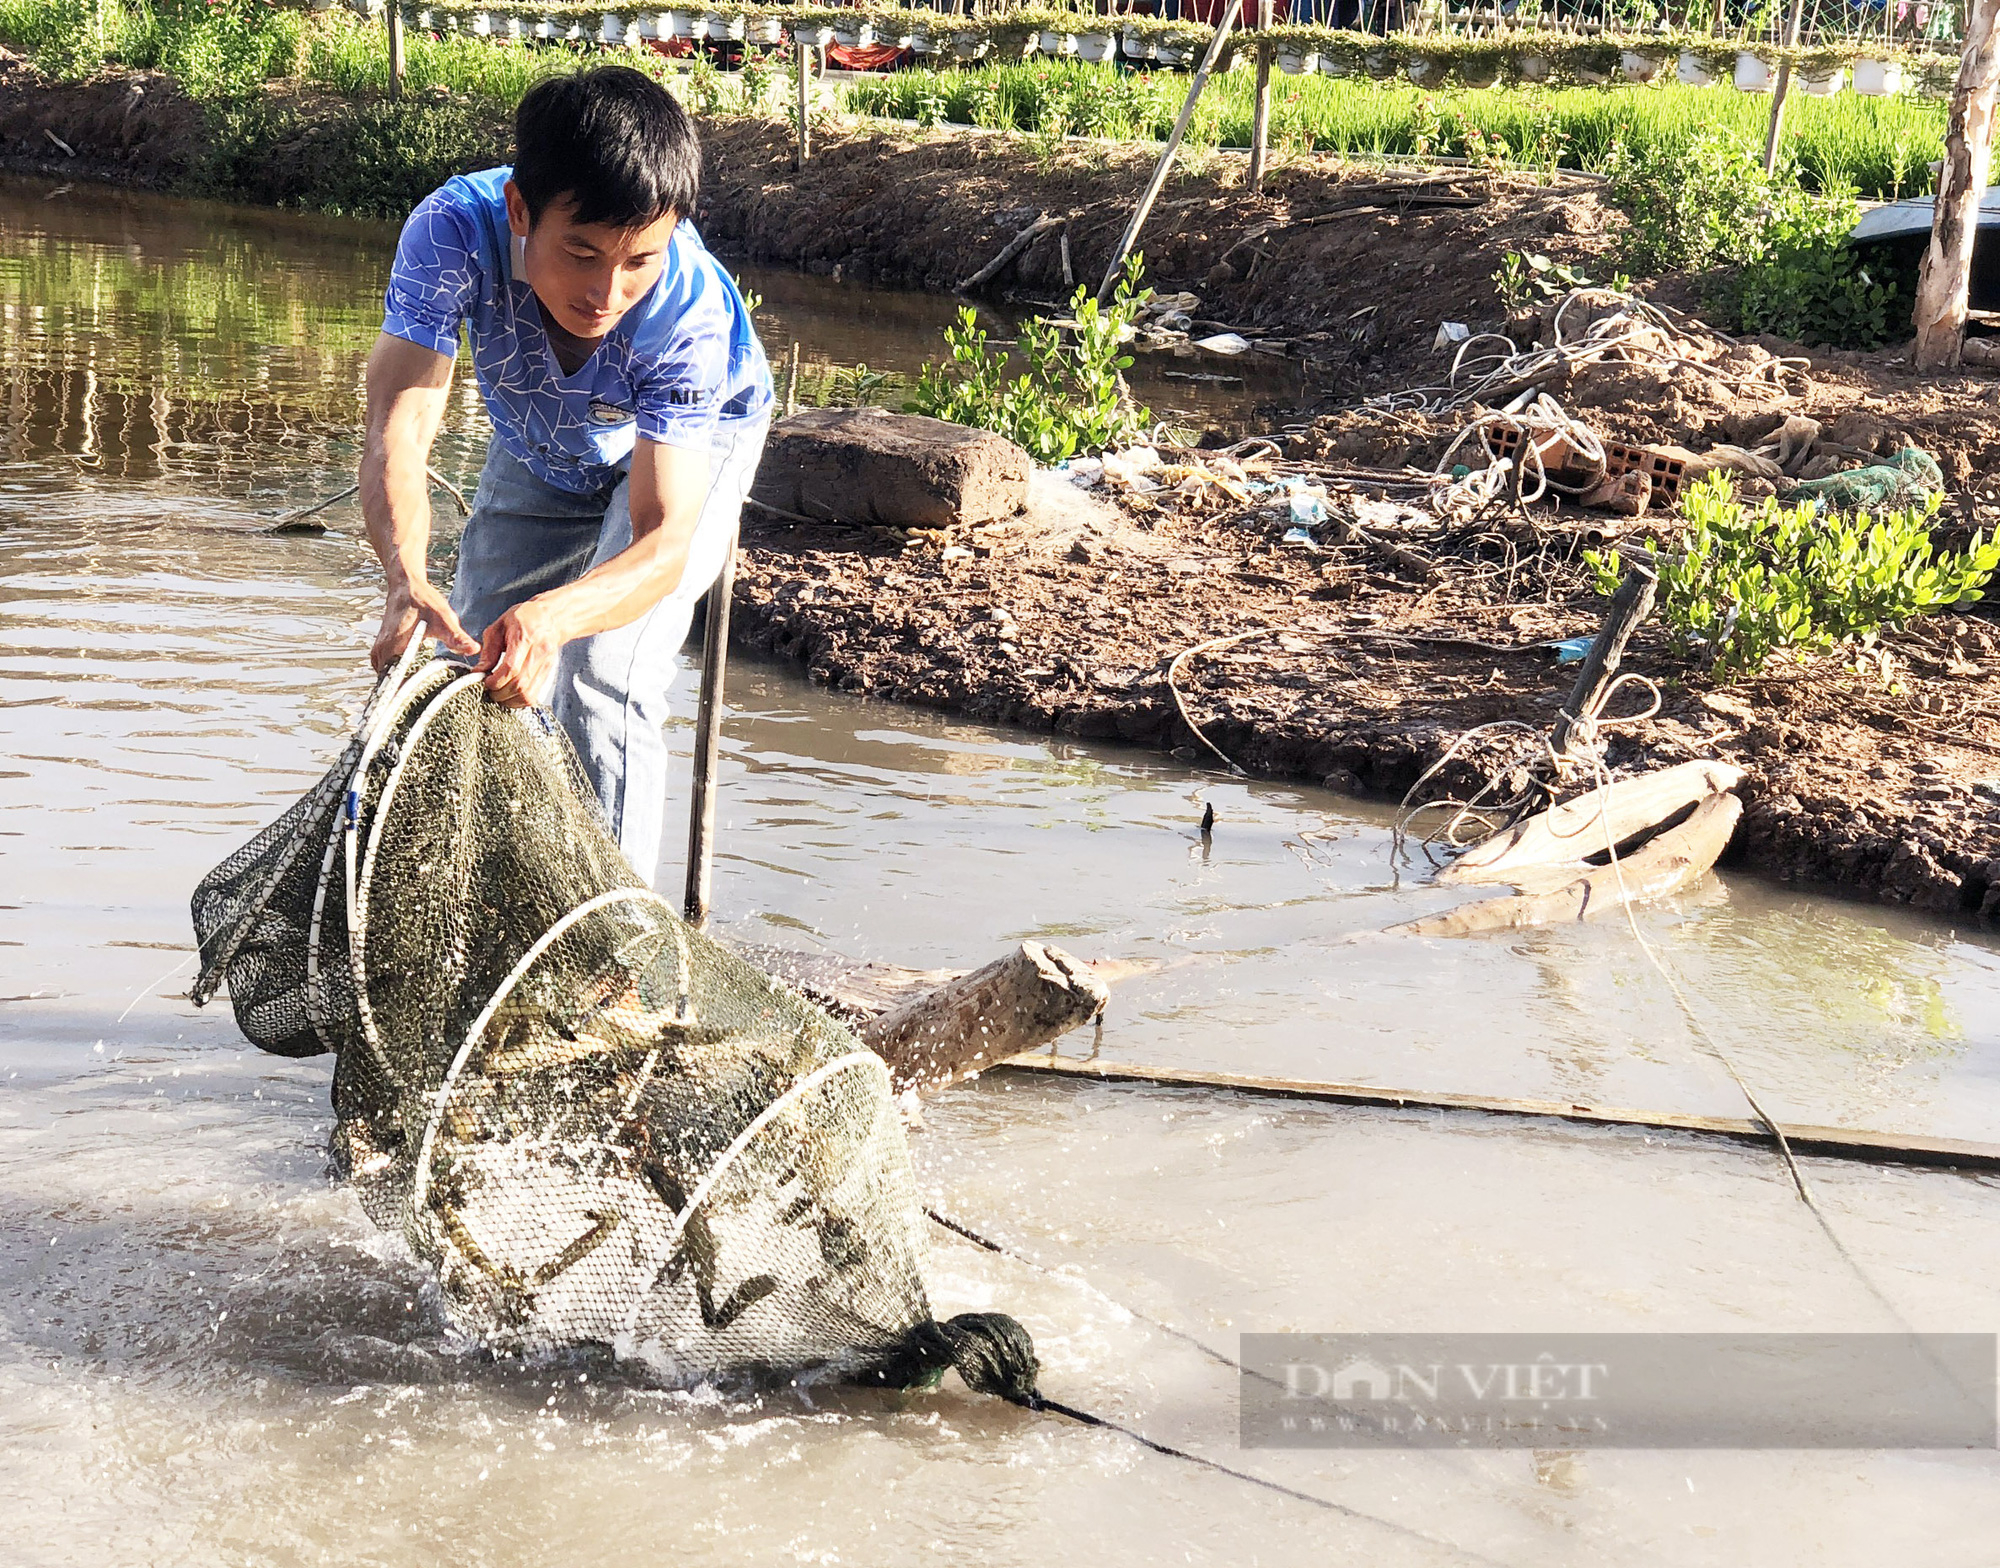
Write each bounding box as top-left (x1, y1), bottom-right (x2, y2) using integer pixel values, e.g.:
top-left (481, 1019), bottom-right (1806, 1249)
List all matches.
top-left (1193, 332), bottom-right (1250, 355)
top-left (1433, 321), bottom-right (1471, 351)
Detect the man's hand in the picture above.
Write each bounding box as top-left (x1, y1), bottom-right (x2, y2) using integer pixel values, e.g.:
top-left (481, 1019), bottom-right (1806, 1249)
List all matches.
top-left (476, 597), bottom-right (567, 708)
top-left (371, 579), bottom-right (478, 674)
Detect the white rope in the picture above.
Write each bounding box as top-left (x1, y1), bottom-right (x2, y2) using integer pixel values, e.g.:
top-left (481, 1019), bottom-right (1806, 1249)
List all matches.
top-left (1368, 287), bottom-right (1809, 419)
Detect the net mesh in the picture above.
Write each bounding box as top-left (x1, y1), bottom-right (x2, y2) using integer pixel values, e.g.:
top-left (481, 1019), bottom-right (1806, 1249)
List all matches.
top-left (191, 654), bottom-right (1034, 1393)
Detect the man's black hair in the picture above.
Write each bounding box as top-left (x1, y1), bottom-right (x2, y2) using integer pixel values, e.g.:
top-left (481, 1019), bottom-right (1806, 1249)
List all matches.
top-left (512, 66), bottom-right (700, 229)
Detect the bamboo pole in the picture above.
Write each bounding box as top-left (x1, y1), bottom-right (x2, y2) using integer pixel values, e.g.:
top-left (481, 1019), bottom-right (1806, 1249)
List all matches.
top-left (994, 1055), bottom-right (2000, 1173)
top-left (1248, 0), bottom-right (1274, 195)
top-left (683, 525), bottom-right (739, 928)
top-left (1914, 0), bottom-right (2000, 370)
top-left (1095, 0), bottom-right (1244, 301)
top-left (1759, 0), bottom-right (1808, 175)
top-left (793, 39), bottom-right (811, 169)
top-left (387, 2), bottom-right (405, 100)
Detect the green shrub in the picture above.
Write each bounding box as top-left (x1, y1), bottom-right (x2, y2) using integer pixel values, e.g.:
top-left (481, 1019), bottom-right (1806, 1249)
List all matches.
top-left (195, 95), bottom-right (510, 218)
top-left (1718, 180), bottom-right (1911, 349)
top-left (1606, 128), bottom-right (1911, 348)
top-left (1588, 473), bottom-right (2000, 682)
top-left (1606, 127), bottom-right (1773, 275)
top-left (907, 256), bottom-right (1153, 463)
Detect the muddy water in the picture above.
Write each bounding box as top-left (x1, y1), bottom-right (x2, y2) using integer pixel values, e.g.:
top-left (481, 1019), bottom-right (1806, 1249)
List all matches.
top-left (5, 172), bottom-right (2000, 1566)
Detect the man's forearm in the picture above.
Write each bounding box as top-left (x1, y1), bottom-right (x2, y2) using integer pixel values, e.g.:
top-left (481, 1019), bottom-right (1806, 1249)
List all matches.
top-left (360, 431), bottom-right (437, 594)
top-left (533, 513), bottom-right (695, 643)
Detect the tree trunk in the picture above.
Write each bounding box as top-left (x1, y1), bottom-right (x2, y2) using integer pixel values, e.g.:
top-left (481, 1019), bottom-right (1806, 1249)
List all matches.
top-left (1913, 0), bottom-right (2000, 371)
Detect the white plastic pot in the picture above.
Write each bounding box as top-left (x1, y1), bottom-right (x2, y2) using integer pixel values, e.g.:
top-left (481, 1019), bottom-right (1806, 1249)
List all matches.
top-left (1364, 48), bottom-right (1398, 78)
top-left (1675, 50), bottom-right (1713, 87)
top-left (951, 32), bottom-right (988, 59)
top-left (831, 20), bottom-right (870, 46)
top-left (1620, 50), bottom-right (1660, 82)
top-left (1459, 60), bottom-right (1499, 88)
top-left (705, 13), bottom-right (745, 41)
top-left (1519, 52), bottom-right (1551, 82)
top-left (1854, 57), bottom-right (1903, 95)
top-left (632, 13), bottom-right (657, 39)
top-left (1276, 47), bottom-right (1316, 75)
top-left (1038, 29), bottom-right (1074, 55)
top-left (1801, 67), bottom-right (1846, 96)
top-left (909, 27), bottom-right (934, 53)
top-left (747, 15), bottom-right (781, 44)
top-left (1317, 52), bottom-right (1350, 77)
top-left (1124, 33), bottom-right (1157, 61)
top-left (1406, 54), bottom-right (1443, 85)
top-left (1156, 43), bottom-right (1189, 66)
top-left (599, 14), bottom-right (629, 45)
top-left (1075, 31), bottom-right (1114, 62)
top-left (1733, 50), bottom-right (1774, 92)
top-left (801, 22), bottom-right (834, 47)
top-left (666, 7), bottom-right (696, 37)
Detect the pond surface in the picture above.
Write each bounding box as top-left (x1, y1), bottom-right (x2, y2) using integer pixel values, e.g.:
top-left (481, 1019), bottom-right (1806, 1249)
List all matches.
top-left (4, 171), bottom-right (2000, 1567)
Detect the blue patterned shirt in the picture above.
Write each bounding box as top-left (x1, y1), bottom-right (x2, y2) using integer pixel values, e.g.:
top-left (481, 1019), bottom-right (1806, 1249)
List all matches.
top-left (382, 166), bottom-right (772, 494)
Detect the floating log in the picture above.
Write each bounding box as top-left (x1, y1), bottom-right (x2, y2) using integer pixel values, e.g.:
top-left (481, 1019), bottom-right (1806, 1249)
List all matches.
top-left (734, 940), bottom-right (1113, 1091)
top-left (861, 942), bottom-right (1109, 1093)
top-left (1390, 790), bottom-right (1742, 938)
top-left (1438, 759), bottom-right (1746, 890)
top-left (993, 1055), bottom-right (2000, 1174)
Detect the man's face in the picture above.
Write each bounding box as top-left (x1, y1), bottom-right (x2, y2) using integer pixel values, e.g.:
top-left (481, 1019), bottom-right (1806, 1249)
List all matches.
top-left (505, 181), bottom-right (677, 341)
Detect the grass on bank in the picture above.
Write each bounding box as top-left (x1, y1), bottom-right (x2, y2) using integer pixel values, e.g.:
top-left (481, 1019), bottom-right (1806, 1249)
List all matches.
top-left (843, 60), bottom-right (1949, 200)
top-left (0, 4), bottom-right (1933, 344)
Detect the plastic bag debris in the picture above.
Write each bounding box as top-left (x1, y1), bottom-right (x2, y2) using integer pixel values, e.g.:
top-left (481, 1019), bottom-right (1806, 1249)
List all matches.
top-left (1194, 332), bottom-right (1251, 355)
top-left (1433, 321), bottom-right (1471, 351)
top-left (1282, 526), bottom-right (1318, 545)
top-left (1548, 635), bottom-right (1595, 664)
top-left (1288, 492), bottom-right (1327, 527)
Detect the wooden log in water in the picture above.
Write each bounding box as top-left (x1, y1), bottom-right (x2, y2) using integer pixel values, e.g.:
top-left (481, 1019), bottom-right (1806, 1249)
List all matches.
top-left (1389, 790), bottom-right (1742, 938)
top-left (733, 939), bottom-right (1116, 1091)
top-left (861, 942), bottom-right (1109, 1093)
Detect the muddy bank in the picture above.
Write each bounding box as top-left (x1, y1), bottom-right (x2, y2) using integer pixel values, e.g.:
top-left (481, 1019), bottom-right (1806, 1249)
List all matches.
top-left (732, 472), bottom-right (2000, 916)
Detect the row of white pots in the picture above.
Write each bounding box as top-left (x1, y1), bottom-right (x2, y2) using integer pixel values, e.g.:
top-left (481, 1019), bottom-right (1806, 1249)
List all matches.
top-left (1266, 42), bottom-right (1897, 97)
top-left (394, 10), bottom-right (1212, 64)
top-left (393, 8), bottom-right (1914, 97)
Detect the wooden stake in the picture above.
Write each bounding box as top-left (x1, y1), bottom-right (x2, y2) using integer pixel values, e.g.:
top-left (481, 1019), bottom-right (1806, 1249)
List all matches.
top-left (387, 2), bottom-right (406, 99)
top-left (1247, 1), bottom-right (1273, 195)
top-left (1914, 0), bottom-right (2000, 371)
top-left (683, 523), bottom-right (739, 928)
top-left (1551, 563), bottom-right (1656, 756)
top-left (793, 39), bottom-right (811, 170)
top-left (1759, 0), bottom-right (1807, 175)
top-left (1095, 0), bottom-right (1243, 301)
top-left (783, 340), bottom-right (801, 417)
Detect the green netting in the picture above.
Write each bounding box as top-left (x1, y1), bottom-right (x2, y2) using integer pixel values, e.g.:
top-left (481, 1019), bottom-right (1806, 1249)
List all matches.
top-left (190, 650), bottom-right (1035, 1397)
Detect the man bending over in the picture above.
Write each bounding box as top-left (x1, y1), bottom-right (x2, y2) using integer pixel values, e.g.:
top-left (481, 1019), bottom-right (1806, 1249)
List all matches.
top-left (360, 65), bottom-right (772, 885)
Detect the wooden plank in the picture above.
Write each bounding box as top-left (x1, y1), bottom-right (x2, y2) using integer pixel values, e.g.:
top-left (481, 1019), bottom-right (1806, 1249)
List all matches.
top-left (991, 1055), bottom-right (2000, 1173)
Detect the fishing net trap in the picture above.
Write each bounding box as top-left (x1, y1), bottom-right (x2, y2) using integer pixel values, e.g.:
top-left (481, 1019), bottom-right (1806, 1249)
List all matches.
top-left (188, 641), bottom-right (1036, 1400)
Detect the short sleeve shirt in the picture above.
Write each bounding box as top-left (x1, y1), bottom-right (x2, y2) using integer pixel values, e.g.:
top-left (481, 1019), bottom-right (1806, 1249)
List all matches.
top-left (381, 166), bottom-right (773, 494)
